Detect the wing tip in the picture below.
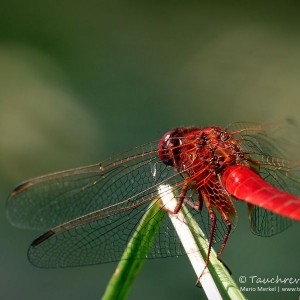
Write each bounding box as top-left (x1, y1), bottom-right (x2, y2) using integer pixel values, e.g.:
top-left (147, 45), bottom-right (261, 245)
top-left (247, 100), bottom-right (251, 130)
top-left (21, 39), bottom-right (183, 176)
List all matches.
top-left (11, 181), bottom-right (33, 196)
top-left (31, 230), bottom-right (55, 247)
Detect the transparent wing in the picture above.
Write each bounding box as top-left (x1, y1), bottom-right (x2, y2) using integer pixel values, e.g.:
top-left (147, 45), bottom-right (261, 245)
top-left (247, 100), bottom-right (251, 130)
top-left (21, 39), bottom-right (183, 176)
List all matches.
top-left (27, 189), bottom-right (231, 268)
top-left (228, 121), bottom-right (298, 236)
top-left (248, 167), bottom-right (295, 236)
top-left (7, 142), bottom-right (231, 268)
top-left (249, 206), bottom-right (292, 237)
top-left (7, 142), bottom-right (162, 230)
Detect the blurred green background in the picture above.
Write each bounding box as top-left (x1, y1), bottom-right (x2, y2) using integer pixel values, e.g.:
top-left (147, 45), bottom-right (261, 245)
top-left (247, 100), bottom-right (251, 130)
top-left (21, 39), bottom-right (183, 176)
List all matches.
top-left (1, 1), bottom-right (300, 299)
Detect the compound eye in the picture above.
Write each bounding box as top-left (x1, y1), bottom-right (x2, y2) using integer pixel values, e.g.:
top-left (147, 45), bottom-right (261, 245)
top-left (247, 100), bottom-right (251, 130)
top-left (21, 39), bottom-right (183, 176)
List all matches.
top-left (158, 130), bottom-right (177, 166)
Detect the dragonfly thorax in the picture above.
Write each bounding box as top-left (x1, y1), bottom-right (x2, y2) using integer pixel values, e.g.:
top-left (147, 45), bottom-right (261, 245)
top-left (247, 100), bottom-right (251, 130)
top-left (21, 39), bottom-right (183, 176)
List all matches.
top-left (158, 126), bottom-right (245, 175)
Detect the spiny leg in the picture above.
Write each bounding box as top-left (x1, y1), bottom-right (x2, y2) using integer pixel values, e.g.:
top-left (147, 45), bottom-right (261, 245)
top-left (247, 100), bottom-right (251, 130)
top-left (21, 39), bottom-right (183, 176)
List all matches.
top-left (217, 214), bottom-right (231, 260)
top-left (196, 213), bottom-right (232, 287)
top-left (184, 191), bottom-right (203, 212)
top-left (161, 180), bottom-right (189, 214)
top-left (195, 201), bottom-right (216, 286)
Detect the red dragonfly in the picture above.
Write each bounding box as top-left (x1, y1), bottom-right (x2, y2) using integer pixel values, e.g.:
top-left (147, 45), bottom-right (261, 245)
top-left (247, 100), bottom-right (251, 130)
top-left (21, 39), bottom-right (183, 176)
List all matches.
top-left (6, 122), bottom-right (300, 269)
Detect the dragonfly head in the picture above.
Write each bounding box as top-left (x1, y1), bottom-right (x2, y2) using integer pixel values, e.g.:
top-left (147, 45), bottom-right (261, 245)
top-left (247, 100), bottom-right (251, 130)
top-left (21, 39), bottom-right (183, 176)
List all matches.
top-left (158, 129), bottom-right (182, 167)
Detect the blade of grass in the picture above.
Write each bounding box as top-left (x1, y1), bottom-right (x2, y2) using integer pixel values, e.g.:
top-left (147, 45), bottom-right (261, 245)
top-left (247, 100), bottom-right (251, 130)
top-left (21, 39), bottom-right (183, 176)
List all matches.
top-left (158, 184), bottom-right (223, 300)
top-left (101, 199), bottom-right (165, 300)
top-left (181, 204), bottom-right (245, 299)
top-left (158, 184), bottom-right (245, 300)
top-left (102, 183), bottom-right (246, 300)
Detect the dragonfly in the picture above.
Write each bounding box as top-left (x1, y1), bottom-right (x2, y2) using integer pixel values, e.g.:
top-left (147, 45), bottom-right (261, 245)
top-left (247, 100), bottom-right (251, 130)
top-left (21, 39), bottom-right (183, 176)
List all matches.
top-left (6, 122), bottom-right (300, 270)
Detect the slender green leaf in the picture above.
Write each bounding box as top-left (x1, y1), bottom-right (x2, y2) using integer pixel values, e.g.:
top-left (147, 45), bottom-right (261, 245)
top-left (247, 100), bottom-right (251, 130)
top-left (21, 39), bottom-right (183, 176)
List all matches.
top-left (102, 200), bottom-right (165, 300)
top-left (181, 205), bottom-right (246, 300)
top-left (102, 184), bottom-right (246, 300)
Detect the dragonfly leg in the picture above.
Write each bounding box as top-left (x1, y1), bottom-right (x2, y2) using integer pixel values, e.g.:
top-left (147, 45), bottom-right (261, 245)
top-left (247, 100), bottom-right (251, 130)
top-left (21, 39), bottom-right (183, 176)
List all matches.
top-left (161, 180), bottom-right (189, 214)
top-left (217, 215), bottom-right (231, 260)
top-left (184, 191), bottom-right (203, 212)
top-left (195, 200), bottom-right (216, 285)
top-left (205, 204), bottom-right (216, 266)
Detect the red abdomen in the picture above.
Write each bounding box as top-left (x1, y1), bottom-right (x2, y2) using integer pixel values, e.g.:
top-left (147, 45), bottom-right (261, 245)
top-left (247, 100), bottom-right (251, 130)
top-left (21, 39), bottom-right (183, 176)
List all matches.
top-left (222, 165), bottom-right (300, 221)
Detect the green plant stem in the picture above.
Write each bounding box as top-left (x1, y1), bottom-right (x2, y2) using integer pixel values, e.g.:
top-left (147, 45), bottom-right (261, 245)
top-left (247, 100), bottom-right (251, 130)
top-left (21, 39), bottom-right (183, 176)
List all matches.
top-left (102, 184), bottom-right (246, 300)
top-left (159, 184), bottom-right (245, 300)
top-left (181, 204), bottom-right (246, 300)
top-left (101, 200), bottom-right (165, 300)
